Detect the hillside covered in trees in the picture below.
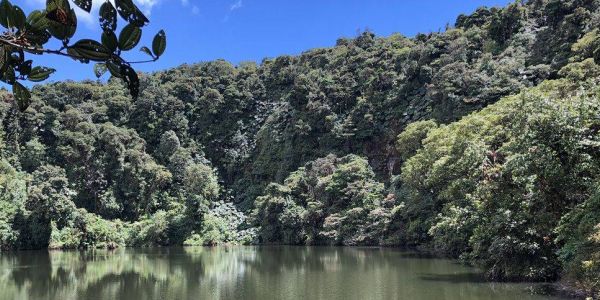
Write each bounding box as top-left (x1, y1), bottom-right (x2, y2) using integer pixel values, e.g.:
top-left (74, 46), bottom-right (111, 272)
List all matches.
top-left (1, 0), bottom-right (600, 297)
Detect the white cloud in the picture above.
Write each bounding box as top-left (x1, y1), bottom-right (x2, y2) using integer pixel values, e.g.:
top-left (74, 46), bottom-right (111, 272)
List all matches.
top-left (179, 0), bottom-right (198, 16)
top-left (223, 0), bottom-right (242, 21)
top-left (230, 0), bottom-right (242, 11)
top-left (135, 0), bottom-right (160, 15)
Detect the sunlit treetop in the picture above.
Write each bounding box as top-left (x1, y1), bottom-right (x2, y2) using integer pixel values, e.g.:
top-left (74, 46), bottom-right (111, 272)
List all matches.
top-left (0, 0), bottom-right (167, 111)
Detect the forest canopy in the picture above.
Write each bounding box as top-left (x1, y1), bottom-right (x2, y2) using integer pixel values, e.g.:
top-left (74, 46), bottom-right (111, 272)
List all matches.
top-left (1, 0), bottom-right (600, 297)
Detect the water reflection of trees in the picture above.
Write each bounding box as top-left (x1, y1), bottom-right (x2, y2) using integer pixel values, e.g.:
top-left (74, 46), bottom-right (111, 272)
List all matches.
top-left (0, 247), bottom-right (553, 300)
top-left (0, 247), bottom-right (385, 299)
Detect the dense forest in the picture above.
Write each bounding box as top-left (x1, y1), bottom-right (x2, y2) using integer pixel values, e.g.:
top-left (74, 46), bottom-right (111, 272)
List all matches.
top-left (1, 0), bottom-right (600, 297)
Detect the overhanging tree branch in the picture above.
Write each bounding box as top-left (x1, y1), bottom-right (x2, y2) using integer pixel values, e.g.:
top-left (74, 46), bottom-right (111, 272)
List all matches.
top-left (0, 0), bottom-right (167, 111)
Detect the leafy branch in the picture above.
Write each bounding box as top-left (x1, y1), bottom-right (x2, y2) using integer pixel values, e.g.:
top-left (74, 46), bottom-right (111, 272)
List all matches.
top-left (0, 0), bottom-right (167, 111)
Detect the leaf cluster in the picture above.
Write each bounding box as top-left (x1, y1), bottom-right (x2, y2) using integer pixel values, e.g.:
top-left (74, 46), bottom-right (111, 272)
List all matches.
top-left (0, 0), bottom-right (167, 111)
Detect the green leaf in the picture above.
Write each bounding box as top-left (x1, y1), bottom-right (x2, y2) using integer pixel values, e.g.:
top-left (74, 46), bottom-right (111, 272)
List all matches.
top-left (121, 64), bottom-right (140, 99)
top-left (17, 60), bottom-right (32, 76)
top-left (129, 8), bottom-right (149, 27)
top-left (9, 48), bottom-right (25, 65)
top-left (9, 5), bottom-right (26, 30)
top-left (115, 0), bottom-right (148, 26)
top-left (105, 59), bottom-right (139, 98)
top-left (0, 0), bottom-right (12, 28)
top-left (106, 60), bottom-right (122, 78)
top-left (72, 0), bottom-right (92, 13)
top-left (0, 1), bottom-right (26, 30)
top-left (26, 10), bottom-right (48, 30)
top-left (12, 82), bottom-right (31, 112)
top-left (24, 11), bottom-right (51, 48)
top-left (4, 68), bottom-right (15, 84)
top-left (0, 46), bottom-right (7, 72)
top-left (69, 39), bottom-right (112, 61)
top-left (66, 48), bottom-right (88, 63)
top-left (99, 1), bottom-right (117, 31)
top-left (140, 46), bottom-right (153, 58)
top-left (115, 0), bottom-right (135, 20)
top-left (46, 0), bottom-right (70, 12)
top-left (46, 8), bottom-right (77, 40)
top-left (118, 23), bottom-right (142, 51)
top-left (101, 31), bottom-right (118, 52)
top-left (152, 30), bottom-right (166, 57)
top-left (28, 66), bottom-right (55, 82)
top-left (93, 63), bottom-right (108, 78)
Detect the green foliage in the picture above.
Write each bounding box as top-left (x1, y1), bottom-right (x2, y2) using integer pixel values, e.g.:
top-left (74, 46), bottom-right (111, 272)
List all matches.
top-left (0, 1), bottom-right (599, 296)
top-left (127, 209), bottom-right (174, 247)
top-left (184, 163), bottom-right (220, 200)
top-left (487, 3), bottom-right (525, 45)
top-left (231, 0), bottom-right (599, 208)
top-left (0, 0), bottom-right (167, 109)
top-left (157, 130), bottom-right (181, 162)
top-left (0, 159), bottom-right (26, 249)
top-left (49, 209), bottom-right (126, 249)
top-left (571, 29), bottom-right (600, 62)
top-left (184, 215), bottom-right (232, 246)
top-left (396, 120), bottom-right (437, 160)
top-left (0, 79), bottom-right (226, 249)
top-left (20, 138), bottom-right (46, 171)
top-left (27, 165), bottom-right (76, 228)
top-left (556, 186), bottom-right (600, 296)
top-left (252, 154), bottom-right (392, 245)
top-left (396, 74), bottom-right (600, 281)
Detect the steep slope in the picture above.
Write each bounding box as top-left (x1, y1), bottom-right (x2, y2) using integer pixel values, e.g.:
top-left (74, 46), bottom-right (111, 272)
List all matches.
top-left (0, 0), bottom-right (600, 295)
top-left (132, 0), bottom-right (600, 207)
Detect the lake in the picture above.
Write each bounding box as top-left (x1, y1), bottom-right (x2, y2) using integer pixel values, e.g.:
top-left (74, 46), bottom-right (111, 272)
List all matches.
top-left (0, 246), bottom-right (568, 300)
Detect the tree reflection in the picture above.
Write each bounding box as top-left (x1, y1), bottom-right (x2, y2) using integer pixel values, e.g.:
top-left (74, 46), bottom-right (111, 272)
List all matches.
top-left (0, 247), bottom-right (558, 300)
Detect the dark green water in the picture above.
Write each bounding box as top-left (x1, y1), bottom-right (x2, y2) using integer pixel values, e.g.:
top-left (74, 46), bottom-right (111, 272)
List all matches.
top-left (0, 247), bottom-right (568, 300)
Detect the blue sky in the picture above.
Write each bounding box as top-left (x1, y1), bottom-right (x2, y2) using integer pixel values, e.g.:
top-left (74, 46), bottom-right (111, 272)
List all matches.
top-left (17, 0), bottom-right (513, 84)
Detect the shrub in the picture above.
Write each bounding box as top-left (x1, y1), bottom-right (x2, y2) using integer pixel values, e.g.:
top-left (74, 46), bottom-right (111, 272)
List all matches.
top-left (253, 154), bottom-right (391, 245)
